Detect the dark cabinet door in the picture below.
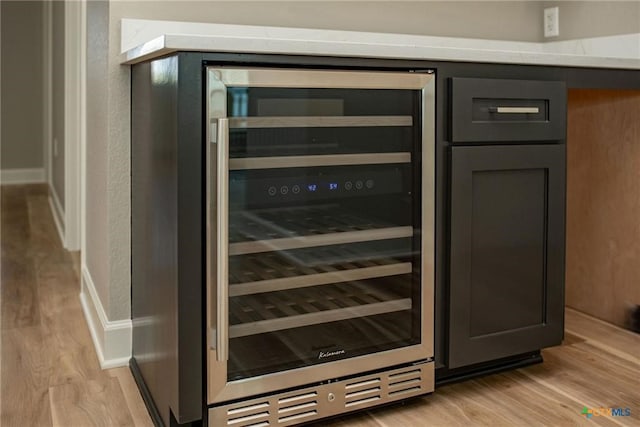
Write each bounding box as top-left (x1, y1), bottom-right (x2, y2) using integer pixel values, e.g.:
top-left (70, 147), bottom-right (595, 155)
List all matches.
top-left (448, 144), bottom-right (565, 369)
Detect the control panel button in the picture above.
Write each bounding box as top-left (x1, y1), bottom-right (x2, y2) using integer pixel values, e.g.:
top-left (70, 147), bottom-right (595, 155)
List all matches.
top-left (280, 186), bottom-right (289, 195)
top-left (355, 180), bottom-right (363, 190)
top-left (366, 179), bottom-right (374, 189)
top-left (292, 185), bottom-right (300, 194)
top-left (268, 186), bottom-right (277, 196)
top-left (345, 181), bottom-right (353, 190)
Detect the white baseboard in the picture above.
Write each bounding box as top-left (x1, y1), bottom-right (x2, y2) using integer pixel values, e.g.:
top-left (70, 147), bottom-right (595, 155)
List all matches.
top-left (80, 265), bottom-right (132, 369)
top-left (0, 168), bottom-right (45, 185)
top-left (48, 188), bottom-right (65, 247)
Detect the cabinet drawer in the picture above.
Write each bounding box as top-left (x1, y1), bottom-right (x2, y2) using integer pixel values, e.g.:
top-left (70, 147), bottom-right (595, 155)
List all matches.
top-left (450, 77), bottom-right (566, 142)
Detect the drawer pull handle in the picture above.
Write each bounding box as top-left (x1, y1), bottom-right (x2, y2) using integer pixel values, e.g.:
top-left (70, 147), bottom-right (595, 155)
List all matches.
top-left (489, 106), bottom-right (540, 114)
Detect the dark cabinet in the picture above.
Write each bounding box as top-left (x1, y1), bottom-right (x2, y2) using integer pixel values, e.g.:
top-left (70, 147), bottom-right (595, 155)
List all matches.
top-left (448, 144), bottom-right (565, 369)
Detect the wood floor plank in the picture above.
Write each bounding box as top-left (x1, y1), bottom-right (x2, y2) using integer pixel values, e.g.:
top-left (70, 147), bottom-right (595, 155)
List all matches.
top-left (49, 377), bottom-right (135, 427)
top-left (36, 260), bottom-right (82, 312)
top-left (0, 221), bottom-right (30, 256)
top-left (1, 185), bottom-right (28, 220)
top-left (1, 188), bottom-right (41, 329)
top-left (43, 305), bottom-right (104, 386)
top-left (26, 194), bottom-right (69, 268)
top-left (22, 183), bottom-right (49, 196)
top-left (565, 308), bottom-right (640, 364)
top-left (474, 372), bottom-right (613, 426)
top-left (367, 370), bottom-right (622, 427)
top-left (521, 345), bottom-right (640, 424)
top-left (108, 368), bottom-right (155, 427)
top-left (570, 341), bottom-right (640, 375)
top-left (1, 255), bottom-right (40, 329)
top-left (1, 186), bottom-right (31, 252)
top-left (364, 394), bottom-right (470, 426)
top-left (562, 331), bottom-right (587, 346)
top-left (314, 409), bottom-right (379, 426)
top-left (1, 326), bottom-right (54, 427)
top-left (1, 187), bottom-right (120, 426)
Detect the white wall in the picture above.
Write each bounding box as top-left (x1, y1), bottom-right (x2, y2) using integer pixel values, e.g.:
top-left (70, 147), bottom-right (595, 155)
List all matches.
top-left (0, 1), bottom-right (44, 178)
top-left (51, 0), bottom-right (66, 206)
top-left (116, 1), bottom-right (546, 42)
top-left (86, 0), bottom-right (114, 317)
top-left (543, 1), bottom-right (640, 41)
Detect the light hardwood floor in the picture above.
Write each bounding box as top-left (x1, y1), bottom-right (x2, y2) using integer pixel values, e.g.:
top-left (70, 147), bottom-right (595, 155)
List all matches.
top-left (2, 184), bottom-right (639, 426)
top-left (1, 184), bottom-right (152, 427)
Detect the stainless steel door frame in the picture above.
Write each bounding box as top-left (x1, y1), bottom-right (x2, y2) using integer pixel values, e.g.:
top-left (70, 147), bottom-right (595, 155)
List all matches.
top-left (206, 67), bottom-right (435, 404)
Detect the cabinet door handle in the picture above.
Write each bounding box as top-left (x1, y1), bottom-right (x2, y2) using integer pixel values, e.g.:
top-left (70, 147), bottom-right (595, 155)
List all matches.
top-left (489, 106), bottom-right (540, 114)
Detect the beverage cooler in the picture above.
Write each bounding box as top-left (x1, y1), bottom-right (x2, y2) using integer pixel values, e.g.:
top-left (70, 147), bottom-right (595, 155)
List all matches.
top-left (131, 64), bottom-right (435, 427)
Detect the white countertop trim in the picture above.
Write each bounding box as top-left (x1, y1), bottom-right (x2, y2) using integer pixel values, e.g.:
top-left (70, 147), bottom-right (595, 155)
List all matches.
top-left (121, 19), bottom-right (640, 69)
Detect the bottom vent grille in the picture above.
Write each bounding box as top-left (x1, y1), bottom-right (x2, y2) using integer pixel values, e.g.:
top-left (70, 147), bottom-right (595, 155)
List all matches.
top-left (228, 412), bottom-right (269, 426)
top-left (277, 391), bottom-right (319, 423)
top-left (344, 377), bottom-right (382, 407)
top-left (345, 395), bottom-right (381, 408)
top-left (387, 368), bottom-right (424, 397)
top-left (209, 361), bottom-right (434, 427)
top-left (226, 400), bottom-right (270, 426)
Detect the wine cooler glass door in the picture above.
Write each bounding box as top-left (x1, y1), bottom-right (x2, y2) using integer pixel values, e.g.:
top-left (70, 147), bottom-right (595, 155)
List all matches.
top-left (206, 68), bottom-right (435, 404)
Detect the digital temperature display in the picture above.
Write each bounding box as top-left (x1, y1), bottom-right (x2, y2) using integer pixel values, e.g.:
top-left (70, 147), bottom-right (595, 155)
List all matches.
top-left (266, 178), bottom-right (378, 197)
